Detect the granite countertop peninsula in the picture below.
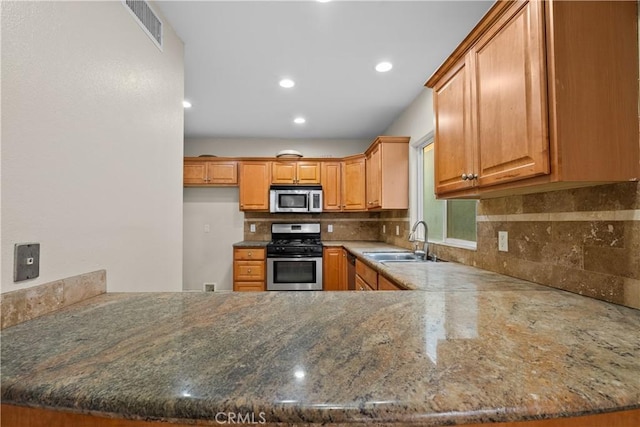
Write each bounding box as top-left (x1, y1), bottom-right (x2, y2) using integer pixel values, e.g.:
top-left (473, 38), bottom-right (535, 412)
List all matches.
top-left (2, 286), bottom-right (639, 425)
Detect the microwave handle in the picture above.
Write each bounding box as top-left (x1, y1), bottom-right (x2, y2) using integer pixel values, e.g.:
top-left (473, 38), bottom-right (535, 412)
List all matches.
top-left (307, 193), bottom-right (311, 211)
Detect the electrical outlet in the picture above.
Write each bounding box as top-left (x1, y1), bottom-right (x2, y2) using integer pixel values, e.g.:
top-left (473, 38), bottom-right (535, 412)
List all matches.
top-left (250, 224), bottom-right (256, 233)
top-left (328, 224), bottom-right (333, 233)
top-left (383, 225), bottom-right (386, 234)
top-left (498, 231), bottom-right (509, 252)
top-left (203, 283), bottom-right (216, 292)
top-left (14, 243), bottom-right (40, 282)
top-left (204, 224), bottom-right (210, 233)
top-left (396, 225), bottom-right (400, 236)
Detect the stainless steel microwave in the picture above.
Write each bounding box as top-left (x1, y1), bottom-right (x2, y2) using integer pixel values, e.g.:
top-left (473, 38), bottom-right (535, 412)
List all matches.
top-left (269, 185), bottom-right (323, 213)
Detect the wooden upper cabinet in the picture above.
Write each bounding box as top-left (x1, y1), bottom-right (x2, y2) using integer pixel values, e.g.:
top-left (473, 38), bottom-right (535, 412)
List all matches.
top-left (239, 161), bottom-right (271, 211)
top-left (426, 0), bottom-right (639, 198)
top-left (321, 161), bottom-right (342, 211)
top-left (365, 137), bottom-right (410, 210)
top-left (365, 144), bottom-right (381, 209)
top-left (272, 161), bottom-right (320, 184)
top-left (184, 159), bottom-right (238, 186)
top-left (433, 55), bottom-right (475, 194)
top-left (472, 0), bottom-right (549, 187)
top-left (342, 155), bottom-right (367, 211)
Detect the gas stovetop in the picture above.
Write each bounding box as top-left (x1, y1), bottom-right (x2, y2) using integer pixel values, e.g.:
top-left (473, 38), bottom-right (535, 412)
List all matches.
top-left (267, 223), bottom-right (322, 257)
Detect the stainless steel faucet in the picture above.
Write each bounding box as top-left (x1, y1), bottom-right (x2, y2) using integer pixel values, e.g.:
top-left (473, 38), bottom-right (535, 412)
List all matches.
top-left (408, 220), bottom-right (429, 260)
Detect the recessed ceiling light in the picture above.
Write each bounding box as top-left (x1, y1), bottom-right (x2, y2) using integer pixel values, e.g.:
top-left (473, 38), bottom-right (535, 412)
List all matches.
top-left (375, 61), bottom-right (393, 73)
top-left (279, 78), bottom-right (295, 89)
top-left (293, 117), bottom-right (306, 124)
top-left (183, 100), bottom-right (192, 108)
top-left (317, 0), bottom-right (331, 3)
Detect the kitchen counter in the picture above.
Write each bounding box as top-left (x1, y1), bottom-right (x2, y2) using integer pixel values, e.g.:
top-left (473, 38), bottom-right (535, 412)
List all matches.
top-left (2, 285), bottom-right (639, 425)
top-left (233, 240), bottom-right (270, 247)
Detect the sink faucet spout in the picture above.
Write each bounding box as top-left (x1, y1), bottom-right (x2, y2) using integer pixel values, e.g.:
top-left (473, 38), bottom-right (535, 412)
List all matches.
top-left (408, 220), bottom-right (429, 260)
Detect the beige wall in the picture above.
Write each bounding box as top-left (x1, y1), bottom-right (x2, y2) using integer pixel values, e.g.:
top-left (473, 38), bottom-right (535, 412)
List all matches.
top-left (1, 1), bottom-right (184, 292)
top-left (183, 188), bottom-right (243, 291)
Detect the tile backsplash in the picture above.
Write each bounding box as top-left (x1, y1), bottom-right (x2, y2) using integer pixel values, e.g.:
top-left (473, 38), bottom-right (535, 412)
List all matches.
top-left (433, 183), bottom-right (640, 310)
top-left (0, 270), bottom-right (107, 329)
top-left (244, 211), bottom-right (380, 241)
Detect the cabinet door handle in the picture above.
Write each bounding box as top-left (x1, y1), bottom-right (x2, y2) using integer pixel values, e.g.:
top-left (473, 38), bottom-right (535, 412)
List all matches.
top-left (248, 252), bottom-right (252, 257)
top-left (247, 268), bottom-right (252, 273)
top-left (473, 173), bottom-right (478, 180)
top-left (461, 173), bottom-right (468, 181)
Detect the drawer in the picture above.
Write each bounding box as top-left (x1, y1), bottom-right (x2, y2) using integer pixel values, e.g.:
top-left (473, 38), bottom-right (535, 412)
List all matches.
top-left (355, 275), bottom-right (374, 291)
top-left (234, 261), bottom-right (265, 281)
top-left (234, 247), bottom-right (265, 260)
top-left (356, 259), bottom-right (378, 290)
top-left (234, 282), bottom-right (265, 292)
top-left (378, 275), bottom-right (403, 291)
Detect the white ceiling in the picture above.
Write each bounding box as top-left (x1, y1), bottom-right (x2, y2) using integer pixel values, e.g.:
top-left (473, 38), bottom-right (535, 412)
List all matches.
top-left (156, 0), bottom-right (494, 140)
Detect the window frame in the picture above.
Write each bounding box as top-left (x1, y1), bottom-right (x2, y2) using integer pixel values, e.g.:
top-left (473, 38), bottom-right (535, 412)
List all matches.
top-left (412, 134), bottom-right (477, 250)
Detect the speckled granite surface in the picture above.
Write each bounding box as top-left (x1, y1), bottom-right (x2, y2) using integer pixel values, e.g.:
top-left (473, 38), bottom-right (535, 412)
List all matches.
top-left (233, 240), bottom-right (270, 247)
top-left (2, 289), bottom-right (639, 425)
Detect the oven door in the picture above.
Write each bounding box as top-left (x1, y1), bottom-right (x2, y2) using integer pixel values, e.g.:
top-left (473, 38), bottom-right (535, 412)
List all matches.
top-left (267, 257), bottom-right (323, 291)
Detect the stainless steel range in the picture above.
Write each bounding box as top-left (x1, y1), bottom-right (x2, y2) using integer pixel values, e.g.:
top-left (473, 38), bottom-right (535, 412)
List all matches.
top-left (266, 223), bottom-right (323, 291)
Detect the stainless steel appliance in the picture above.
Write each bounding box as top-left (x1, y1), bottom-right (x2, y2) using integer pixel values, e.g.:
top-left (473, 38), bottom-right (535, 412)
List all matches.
top-left (269, 185), bottom-right (323, 213)
top-left (266, 223), bottom-right (323, 291)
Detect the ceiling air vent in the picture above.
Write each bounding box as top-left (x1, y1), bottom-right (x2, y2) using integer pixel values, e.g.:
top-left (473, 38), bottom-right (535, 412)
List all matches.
top-left (122, 0), bottom-right (163, 51)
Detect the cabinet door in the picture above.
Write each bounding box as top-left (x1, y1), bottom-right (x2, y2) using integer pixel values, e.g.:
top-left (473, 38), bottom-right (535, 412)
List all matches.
top-left (342, 156), bottom-right (366, 211)
top-left (208, 161), bottom-right (237, 185)
top-left (271, 162), bottom-right (297, 184)
top-left (296, 162), bottom-right (321, 184)
top-left (183, 161), bottom-right (208, 185)
top-left (433, 56), bottom-right (476, 195)
top-left (323, 247), bottom-right (345, 291)
top-left (321, 162), bottom-right (342, 211)
top-left (472, 0), bottom-right (549, 187)
top-left (355, 275), bottom-right (374, 291)
top-left (378, 275), bottom-right (402, 291)
top-left (239, 162), bottom-right (271, 211)
top-left (366, 145), bottom-right (381, 209)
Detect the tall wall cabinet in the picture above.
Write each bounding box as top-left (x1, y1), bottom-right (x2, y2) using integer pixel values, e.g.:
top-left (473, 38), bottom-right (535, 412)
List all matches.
top-left (426, 0), bottom-right (639, 199)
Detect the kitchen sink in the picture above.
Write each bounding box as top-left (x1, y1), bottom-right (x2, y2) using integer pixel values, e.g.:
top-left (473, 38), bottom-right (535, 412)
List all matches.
top-left (362, 251), bottom-right (443, 264)
top-left (362, 251), bottom-right (420, 261)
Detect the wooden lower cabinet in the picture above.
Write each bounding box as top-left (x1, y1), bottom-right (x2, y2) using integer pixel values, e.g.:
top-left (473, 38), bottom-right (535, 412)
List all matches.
top-left (323, 247), bottom-right (347, 291)
top-left (378, 274), bottom-right (403, 291)
top-left (233, 247), bottom-right (266, 291)
top-left (355, 259), bottom-right (378, 290)
top-left (355, 274), bottom-right (374, 291)
top-left (355, 258), bottom-right (404, 291)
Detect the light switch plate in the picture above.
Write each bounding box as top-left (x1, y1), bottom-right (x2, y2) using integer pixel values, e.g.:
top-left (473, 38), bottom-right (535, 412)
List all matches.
top-left (328, 224), bottom-right (333, 233)
top-left (250, 224), bottom-right (256, 233)
top-left (14, 243), bottom-right (40, 282)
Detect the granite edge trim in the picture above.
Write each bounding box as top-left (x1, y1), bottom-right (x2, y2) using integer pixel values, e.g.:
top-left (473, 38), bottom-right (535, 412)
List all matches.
top-left (0, 270), bottom-right (107, 330)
